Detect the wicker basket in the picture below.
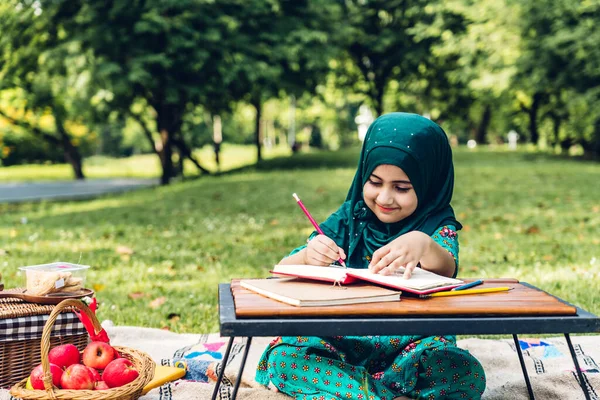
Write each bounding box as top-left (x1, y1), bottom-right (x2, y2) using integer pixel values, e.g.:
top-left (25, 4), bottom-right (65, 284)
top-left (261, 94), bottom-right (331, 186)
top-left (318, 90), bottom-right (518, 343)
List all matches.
top-left (10, 299), bottom-right (155, 400)
top-left (0, 296), bottom-right (89, 388)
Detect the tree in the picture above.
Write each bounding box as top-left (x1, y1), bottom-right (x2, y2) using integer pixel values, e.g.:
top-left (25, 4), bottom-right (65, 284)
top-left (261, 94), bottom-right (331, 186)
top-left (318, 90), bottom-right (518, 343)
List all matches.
top-left (0, 0), bottom-right (94, 178)
top-left (223, 0), bottom-right (339, 161)
top-left (334, 0), bottom-right (466, 117)
top-left (55, 0), bottom-right (242, 184)
top-left (515, 0), bottom-right (600, 154)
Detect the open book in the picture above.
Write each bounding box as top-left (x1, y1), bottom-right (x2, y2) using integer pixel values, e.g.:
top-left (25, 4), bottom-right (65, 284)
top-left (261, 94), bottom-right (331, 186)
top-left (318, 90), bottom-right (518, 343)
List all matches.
top-left (240, 278), bottom-right (401, 307)
top-left (271, 264), bottom-right (463, 295)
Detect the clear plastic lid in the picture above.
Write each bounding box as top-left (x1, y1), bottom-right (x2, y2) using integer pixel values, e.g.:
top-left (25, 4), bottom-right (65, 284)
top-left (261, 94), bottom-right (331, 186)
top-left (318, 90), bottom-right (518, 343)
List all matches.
top-left (19, 262), bottom-right (91, 272)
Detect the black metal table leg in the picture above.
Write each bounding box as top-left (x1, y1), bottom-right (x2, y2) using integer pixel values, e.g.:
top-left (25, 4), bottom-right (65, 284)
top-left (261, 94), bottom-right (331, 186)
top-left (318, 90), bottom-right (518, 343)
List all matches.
top-left (211, 336), bottom-right (235, 400)
top-left (564, 334), bottom-right (591, 400)
top-left (230, 337), bottom-right (253, 400)
top-left (513, 334), bottom-right (535, 399)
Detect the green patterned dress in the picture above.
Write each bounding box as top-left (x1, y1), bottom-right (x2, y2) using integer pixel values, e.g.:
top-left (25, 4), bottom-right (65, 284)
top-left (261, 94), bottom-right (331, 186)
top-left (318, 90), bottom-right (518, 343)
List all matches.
top-left (256, 226), bottom-right (486, 400)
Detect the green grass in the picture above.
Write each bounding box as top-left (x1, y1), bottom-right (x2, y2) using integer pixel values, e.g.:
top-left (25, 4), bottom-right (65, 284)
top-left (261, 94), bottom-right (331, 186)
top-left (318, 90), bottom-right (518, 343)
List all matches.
top-left (0, 143), bottom-right (292, 181)
top-left (0, 147), bottom-right (599, 334)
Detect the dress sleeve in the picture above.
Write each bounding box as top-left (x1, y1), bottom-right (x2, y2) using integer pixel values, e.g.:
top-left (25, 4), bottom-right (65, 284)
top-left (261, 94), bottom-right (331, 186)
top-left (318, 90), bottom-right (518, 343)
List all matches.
top-left (431, 225), bottom-right (459, 277)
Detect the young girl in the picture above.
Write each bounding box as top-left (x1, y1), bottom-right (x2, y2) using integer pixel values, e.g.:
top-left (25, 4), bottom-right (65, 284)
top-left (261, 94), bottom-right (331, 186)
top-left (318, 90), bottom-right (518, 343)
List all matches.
top-left (256, 113), bottom-right (486, 400)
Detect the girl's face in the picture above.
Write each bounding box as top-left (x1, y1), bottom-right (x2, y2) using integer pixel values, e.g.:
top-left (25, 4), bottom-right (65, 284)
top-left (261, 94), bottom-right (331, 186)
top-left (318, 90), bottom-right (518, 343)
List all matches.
top-left (363, 164), bottom-right (418, 224)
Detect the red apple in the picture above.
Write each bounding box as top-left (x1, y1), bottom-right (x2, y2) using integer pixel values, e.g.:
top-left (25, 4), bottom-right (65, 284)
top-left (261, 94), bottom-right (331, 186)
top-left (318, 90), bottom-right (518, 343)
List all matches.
top-left (102, 358), bottom-right (139, 388)
top-left (48, 344), bottom-right (80, 369)
top-left (87, 366), bottom-right (101, 382)
top-left (94, 381), bottom-right (110, 390)
top-left (30, 363), bottom-right (63, 390)
top-left (60, 364), bottom-right (95, 390)
top-left (82, 341), bottom-right (116, 370)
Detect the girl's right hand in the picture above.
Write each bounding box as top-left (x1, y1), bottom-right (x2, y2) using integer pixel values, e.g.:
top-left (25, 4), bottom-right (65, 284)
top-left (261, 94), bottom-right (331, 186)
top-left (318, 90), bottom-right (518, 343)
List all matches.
top-left (304, 234), bottom-right (346, 266)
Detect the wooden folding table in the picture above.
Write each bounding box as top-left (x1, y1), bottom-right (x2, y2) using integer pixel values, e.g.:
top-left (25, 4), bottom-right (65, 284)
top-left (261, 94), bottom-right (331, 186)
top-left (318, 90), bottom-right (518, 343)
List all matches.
top-left (212, 279), bottom-right (600, 400)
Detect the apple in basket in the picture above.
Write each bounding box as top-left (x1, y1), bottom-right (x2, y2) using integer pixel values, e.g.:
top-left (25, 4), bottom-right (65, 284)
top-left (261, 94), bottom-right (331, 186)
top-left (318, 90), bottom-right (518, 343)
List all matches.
top-left (30, 363), bottom-right (63, 390)
top-left (102, 358), bottom-right (139, 388)
top-left (82, 341), bottom-right (116, 370)
top-left (48, 343), bottom-right (81, 369)
top-left (61, 364), bottom-right (95, 390)
top-left (87, 366), bottom-right (101, 383)
top-left (95, 381), bottom-right (110, 390)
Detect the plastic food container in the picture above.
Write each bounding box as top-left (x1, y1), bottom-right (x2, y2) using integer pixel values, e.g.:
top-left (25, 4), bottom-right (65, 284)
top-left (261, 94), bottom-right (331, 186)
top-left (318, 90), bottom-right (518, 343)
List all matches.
top-left (18, 262), bottom-right (90, 296)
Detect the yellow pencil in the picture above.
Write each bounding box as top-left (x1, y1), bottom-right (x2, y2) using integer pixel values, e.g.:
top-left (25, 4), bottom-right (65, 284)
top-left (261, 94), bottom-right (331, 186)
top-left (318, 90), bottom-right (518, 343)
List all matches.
top-left (424, 287), bottom-right (512, 298)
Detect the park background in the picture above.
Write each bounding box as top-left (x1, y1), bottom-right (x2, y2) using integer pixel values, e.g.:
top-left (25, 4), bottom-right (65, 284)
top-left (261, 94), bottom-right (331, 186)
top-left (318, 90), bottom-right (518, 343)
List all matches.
top-left (0, 0), bottom-right (599, 334)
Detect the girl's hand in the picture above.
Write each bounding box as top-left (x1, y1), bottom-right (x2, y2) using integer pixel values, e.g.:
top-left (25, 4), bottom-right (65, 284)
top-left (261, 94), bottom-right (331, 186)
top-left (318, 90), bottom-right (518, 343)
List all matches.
top-left (304, 234), bottom-right (346, 266)
top-left (368, 231), bottom-right (431, 279)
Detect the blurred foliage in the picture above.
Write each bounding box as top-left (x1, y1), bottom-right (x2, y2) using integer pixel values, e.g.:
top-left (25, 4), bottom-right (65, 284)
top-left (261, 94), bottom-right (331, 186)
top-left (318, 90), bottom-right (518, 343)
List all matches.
top-left (1, 0), bottom-right (600, 178)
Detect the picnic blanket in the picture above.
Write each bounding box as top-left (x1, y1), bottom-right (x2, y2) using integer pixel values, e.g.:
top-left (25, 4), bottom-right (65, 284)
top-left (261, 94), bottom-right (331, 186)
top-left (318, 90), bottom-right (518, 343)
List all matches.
top-left (2, 323), bottom-right (598, 399)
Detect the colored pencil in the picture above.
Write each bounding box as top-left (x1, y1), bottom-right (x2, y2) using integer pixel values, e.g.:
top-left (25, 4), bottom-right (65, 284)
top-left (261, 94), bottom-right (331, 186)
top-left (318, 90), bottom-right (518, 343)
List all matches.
top-left (293, 193), bottom-right (347, 268)
top-left (451, 279), bottom-right (484, 291)
top-left (422, 287), bottom-right (512, 298)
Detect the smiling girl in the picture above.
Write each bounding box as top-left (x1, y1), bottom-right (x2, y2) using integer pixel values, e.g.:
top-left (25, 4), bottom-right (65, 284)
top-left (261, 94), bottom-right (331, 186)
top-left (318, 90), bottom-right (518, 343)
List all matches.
top-left (257, 113), bottom-right (486, 400)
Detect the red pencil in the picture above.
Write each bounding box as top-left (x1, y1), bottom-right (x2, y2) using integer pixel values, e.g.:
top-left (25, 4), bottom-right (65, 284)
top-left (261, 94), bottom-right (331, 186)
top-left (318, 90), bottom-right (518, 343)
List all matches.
top-left (292, 193), bottom-right (347, 268)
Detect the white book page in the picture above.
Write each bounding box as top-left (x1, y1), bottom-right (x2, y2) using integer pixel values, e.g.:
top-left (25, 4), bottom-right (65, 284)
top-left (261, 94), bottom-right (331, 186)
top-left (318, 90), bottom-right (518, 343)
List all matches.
top-left (347, 267), bottom-right (462, 290)
top-left (272, 264), bottom-right (348, 281)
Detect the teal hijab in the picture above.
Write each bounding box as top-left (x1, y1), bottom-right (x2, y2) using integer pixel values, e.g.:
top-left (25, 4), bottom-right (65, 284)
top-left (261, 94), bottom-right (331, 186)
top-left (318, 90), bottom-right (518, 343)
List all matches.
top-left (318, 112), bottom-right (461, 268)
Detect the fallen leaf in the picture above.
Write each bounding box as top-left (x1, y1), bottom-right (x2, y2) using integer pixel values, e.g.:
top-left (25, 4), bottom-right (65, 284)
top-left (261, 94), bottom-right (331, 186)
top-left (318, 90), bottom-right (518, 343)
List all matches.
top-left (93, 284), bottom-right (106, 292)
top-left (462, 225), bottom-right (471, 232)
top-left (160, 326), bottom-right (171, 331)
top-left (128, 292), bottom-right (146, 300)
top-left (542, 255), bottom-right (554, 261)
top-left (468, 266), bottom-right (479, 272)
top-left (269, 219), bottom-right (279, 226)
top-left (525, 226), bottom-right (540, 235)
top-left (116, 245), bottom-right (134, 255)
top-left (196, 265), bottom-right (205, 272)
top-left (10, 230), bottom-right (17, 238)
top-left (149, 297), bottom-right (166, 309)
top-left (494, 233), bottom-right (503, 240)
top-left (593, 206), bottom-right (599, 213)
top-left (167, 313), bottom-right (180, 322)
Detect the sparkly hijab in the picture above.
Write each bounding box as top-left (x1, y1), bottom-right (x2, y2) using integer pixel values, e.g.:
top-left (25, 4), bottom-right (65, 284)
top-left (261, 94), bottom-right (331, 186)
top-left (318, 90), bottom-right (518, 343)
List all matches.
top-left (318, 112), bottom-right (461, 268)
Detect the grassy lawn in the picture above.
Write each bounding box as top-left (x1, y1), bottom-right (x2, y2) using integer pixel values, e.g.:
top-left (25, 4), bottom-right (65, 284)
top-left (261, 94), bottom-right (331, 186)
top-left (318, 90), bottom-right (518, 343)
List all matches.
top-left (0, 147), bottom-right (599, 334)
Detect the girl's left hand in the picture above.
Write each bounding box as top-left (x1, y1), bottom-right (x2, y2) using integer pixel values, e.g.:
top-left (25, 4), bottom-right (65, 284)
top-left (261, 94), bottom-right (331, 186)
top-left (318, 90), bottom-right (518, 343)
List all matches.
top-left (368, 231), bottom-right (430, 279)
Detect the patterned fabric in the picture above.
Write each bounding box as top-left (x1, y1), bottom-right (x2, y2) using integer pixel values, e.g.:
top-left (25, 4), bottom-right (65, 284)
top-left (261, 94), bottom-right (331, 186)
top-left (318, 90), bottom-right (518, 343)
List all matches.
top-left (256, 335), bottom-right (485, 400)
top-left (0, 312), bottom-right (85, 342)
top-left (431, 225), bottom-right (459, 276)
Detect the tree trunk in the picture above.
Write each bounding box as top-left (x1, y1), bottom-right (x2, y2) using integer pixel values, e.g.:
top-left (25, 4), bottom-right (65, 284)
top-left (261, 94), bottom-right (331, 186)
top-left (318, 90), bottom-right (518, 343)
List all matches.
top-left (372, 79), bottom-right (385, 117)
top-left (172, 135), bottom-right (210, 174)
top-left (155, 104), bottom-right (182, 185)
top-left (54, 114), bottom-right (85, 180)
top-left (252, 97), bottom-right (262, 162)
top-left (549, 113), bottom-right (562, 147)
top-left (528, 93), bottom-right (542, 145)
top-left (475, 105), bottom-right (492, 145)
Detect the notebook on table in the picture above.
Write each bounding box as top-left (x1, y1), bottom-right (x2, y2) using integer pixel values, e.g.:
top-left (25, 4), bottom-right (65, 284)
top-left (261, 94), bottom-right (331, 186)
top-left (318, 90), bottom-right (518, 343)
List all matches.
top-left (240, 278), bottom-right (401, 307)
top-left (270, 264), bottom-right (463, 295)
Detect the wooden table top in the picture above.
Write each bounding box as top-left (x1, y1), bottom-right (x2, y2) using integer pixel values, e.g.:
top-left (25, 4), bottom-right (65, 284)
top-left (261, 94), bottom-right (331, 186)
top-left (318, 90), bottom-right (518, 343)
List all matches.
top-left (231, 278), bottom-right (578, 318)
